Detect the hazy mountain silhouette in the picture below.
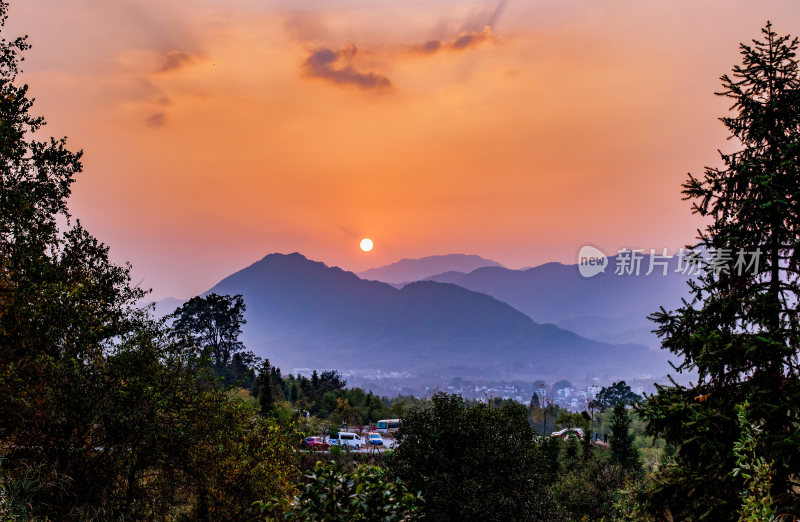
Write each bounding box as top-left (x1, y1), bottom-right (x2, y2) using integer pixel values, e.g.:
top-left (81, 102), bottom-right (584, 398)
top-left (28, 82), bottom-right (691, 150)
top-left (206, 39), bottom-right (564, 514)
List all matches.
top-left (424, 256), bottom-right (693, 348)
top-left (150, 297), bottom-right (185, 318)
top-left (358, 254), bottom-right (502, 285)
top-left (200, 253), bottom-right (670, 380)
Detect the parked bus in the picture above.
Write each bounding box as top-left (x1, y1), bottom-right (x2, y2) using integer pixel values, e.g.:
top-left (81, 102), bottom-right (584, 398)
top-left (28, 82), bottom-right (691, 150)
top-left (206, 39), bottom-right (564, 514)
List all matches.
top-left (376, 419), bottom-right (401, 434)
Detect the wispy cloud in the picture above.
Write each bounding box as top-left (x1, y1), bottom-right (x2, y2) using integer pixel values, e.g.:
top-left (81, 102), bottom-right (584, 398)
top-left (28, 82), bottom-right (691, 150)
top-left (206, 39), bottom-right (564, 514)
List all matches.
top-left (303, 46), bottom-right (391, 90)
top-left (146, 111), bottom-right (167, 127)
top-left (413, 26), bottom-right (497, 55)
top-left (156, 50), bottom-right (197, 73)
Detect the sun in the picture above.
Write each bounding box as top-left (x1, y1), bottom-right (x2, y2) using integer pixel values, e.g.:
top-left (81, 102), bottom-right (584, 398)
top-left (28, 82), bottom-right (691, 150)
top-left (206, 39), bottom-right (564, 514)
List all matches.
top-left (360, 238), bottom-right (374, 252)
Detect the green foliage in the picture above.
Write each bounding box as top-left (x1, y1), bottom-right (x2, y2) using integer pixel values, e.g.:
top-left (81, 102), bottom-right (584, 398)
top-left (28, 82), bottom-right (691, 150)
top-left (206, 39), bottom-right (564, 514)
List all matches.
top-left (171, 293), bottom-right (257, 385)
top-left (271, 370), bottom-right (421, 427)
top-left (389, 393), bottom-right (558, 521)
top-left (592, 381), bottom-right (642, 412)
top-left (639, 22), bottom-right (800, 519)
top-left (555, 411), bottom-right (590, 432)
top-left (549, 454), bottom-right (627, 521)
top-left (609, 403), bottom-right (641, 473)
top-left (732, 402), bottom-right (777, 522)
top-left (581, 429), bottom-right (594, 463)
top-left (0, 6), bottom-right (298, 518)
top-left (259, 461), bottom-right (422, 521)
top-left (254, 359), bottom-right (283, 416)
top-left (529, 402), bottom-right (567, 436)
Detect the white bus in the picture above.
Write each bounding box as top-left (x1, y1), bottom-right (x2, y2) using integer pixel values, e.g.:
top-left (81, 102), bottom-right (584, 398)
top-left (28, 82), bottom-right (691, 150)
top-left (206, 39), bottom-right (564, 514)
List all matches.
top-left (375, 419), bottom-right (401, 434)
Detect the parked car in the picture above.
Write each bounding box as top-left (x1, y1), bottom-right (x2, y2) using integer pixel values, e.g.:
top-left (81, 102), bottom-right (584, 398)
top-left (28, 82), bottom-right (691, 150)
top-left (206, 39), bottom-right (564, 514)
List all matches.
top-left (302, 436), bottom-right (330, 450)
top-left (366, 432), bottom-right (384, 446)
top-left (328, 431), bottom-right (361, 450)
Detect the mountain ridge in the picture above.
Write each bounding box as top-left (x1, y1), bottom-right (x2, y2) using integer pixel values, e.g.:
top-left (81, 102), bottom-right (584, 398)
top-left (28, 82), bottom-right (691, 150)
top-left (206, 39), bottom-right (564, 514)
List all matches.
top-left (196, 252), bottom-right (670, 380)
top-left (358, 253), bottom-right (502, 285)
top-left (423, 255), bottom-right (691, 348)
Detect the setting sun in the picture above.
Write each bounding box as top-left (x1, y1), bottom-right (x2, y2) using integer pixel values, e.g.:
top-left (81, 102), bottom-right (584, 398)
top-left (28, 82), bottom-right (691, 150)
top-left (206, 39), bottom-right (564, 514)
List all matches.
top-left (360, 238), bottom-right (374, 252)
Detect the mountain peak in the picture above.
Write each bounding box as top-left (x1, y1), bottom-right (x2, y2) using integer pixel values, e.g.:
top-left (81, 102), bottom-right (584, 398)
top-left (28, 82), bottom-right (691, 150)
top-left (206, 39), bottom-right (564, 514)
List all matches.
top-left (358, 253), bottom-right (503, 285)
top-left (259, 251), bottom-right (309, 263)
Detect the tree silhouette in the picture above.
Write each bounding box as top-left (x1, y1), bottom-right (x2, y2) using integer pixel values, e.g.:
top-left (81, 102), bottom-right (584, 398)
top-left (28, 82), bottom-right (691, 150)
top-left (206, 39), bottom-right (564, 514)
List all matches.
top-left (592, 381), bottom-right (642, 412)
top-left (640, 22), bottom-right (800, 519)
top-left (608, 402), bottom-right (639, 472)
top-left (171, 293), bottom-right (247, 368)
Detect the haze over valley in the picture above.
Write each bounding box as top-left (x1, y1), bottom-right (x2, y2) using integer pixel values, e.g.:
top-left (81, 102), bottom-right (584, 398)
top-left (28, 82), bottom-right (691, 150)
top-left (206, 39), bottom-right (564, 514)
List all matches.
top-left (153, 251), bottom-right (689, 393)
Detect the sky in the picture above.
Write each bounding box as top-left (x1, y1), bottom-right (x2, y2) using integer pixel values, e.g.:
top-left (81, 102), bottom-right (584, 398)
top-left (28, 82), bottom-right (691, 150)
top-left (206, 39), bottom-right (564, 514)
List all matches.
top-left (7, 0), bottom-right (800, 300)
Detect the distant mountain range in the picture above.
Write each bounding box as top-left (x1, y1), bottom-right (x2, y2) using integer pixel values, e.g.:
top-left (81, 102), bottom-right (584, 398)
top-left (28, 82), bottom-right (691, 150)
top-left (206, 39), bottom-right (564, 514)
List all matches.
top-left (357, 254), bottom-right (502, 286)
top-left (424, 256), bottom-right (692, 349)
top-left (152, 297), bottom-right (185, 318)
top-left (155, 253), bottom-right (673, 381)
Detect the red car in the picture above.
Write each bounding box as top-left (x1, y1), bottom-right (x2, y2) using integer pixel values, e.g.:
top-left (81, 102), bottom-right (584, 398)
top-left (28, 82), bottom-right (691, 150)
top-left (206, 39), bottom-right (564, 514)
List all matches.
top-left (302, 436), bottom-right (330, 450)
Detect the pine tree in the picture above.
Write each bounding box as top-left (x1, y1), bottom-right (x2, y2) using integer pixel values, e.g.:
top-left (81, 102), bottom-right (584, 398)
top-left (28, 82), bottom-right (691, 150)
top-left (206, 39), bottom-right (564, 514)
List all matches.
top-left (609, 402), bottom-right (639, 472)
top-left (581, 428), bottom-right (594, 463)
top-left (257, 360), bottom-right (275, 415)
top-left (639, 22), bottom-right (800, 519)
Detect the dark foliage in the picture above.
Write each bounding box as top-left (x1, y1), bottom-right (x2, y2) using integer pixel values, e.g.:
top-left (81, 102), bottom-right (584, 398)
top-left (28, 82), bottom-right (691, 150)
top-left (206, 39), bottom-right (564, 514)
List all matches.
top-left (388, 393), bottom-right (558, 521)
top-left (260, 461), bottom-right (422, 521)
top-left (639, 22), bottom-right (800, 519)
top-left (608, 403), bottom-right (640, 473)
top-left (171, 293), bottom-right (256, 383)
top-left (591, 381), bottom-right (642, 412)
top-left (0, 6), bottom-right (297, 518)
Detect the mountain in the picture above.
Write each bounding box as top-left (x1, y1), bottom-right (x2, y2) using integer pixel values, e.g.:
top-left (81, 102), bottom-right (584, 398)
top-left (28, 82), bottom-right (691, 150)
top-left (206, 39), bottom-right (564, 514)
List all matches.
top-left (148, 297), bottom-right (185, 318)
top-left (424, 256), bottom-right (692, 348)
top-left (204, 253), bottom-right (670, 380)
top-left (358, 254), bottom-right (502, 285)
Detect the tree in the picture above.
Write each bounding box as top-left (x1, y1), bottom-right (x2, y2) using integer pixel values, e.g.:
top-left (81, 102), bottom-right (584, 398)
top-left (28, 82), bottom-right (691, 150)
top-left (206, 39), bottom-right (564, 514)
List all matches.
top-left (555, 411), bottom-right (590, 432)
top-left (256, 359), bottom-right (276, 415)
top-left (732, 402), bottom-right (777, 521)
top-left (552, 379), bottom-right (572, 391)
top-left (260, 461), bottom-right (422, 521)
top-left (639, 22), bottom-right (800, 518)
top-left (0, 1), bottom-right (147, 512)
top-left (530, 401), bottom-right (563, 436)
top-left (581, 429), bottom-right (594, 463)
top-left (592, 381), bottom-right (642, 412)
top-left (389, 393), bottom-right (558, 521)
top-left (0, 5), bottom-right (297, 517)
top-left (171, 293), bottom-right (250, 373)
top-left (608, 402), bottom-right (640, 473)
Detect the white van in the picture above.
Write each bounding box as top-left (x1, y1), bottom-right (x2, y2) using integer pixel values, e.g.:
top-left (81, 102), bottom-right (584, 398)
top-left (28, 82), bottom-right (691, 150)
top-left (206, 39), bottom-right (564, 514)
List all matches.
top-left (328, 431), bottom-right (361, 450)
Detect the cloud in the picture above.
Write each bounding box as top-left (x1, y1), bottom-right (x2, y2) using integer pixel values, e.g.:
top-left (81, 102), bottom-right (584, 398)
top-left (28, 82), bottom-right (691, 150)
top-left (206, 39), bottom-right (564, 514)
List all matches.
top-left (413, 26), bottom-right (496, 55)
top-left (156, 51), bottom-right (196, 73)
top-left (461, 0), bottom-right (509, 33)
top-left (487, 0), bottom-right (509, 30)
top-left (146, 112), bottom-right (167, 127)
top-left (303, 46), bottom-right (391, 90)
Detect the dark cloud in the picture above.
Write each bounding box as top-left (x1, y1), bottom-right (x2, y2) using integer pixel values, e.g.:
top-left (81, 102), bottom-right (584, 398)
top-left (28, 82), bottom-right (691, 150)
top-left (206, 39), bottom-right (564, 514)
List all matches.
top-left (146, 112), bottom-right (167, 127)
top-left (414, 27), bottom-right (495, 54)
top-left (156, 51), bottom-right (195, 73)
top-left (303, 46), bottom-right (391, 90)
top-left (421, 40), bottom-right (442, 53)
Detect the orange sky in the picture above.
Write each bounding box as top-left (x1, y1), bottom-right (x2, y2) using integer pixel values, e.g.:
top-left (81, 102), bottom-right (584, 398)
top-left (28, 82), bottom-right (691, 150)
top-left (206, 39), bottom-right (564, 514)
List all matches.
top-left (7, 0), bottom-right (800, 299)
